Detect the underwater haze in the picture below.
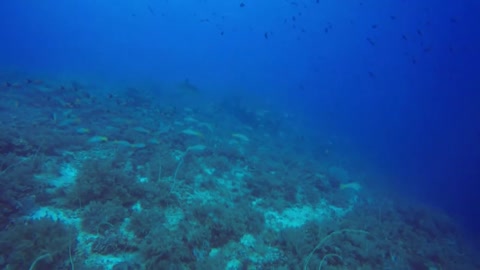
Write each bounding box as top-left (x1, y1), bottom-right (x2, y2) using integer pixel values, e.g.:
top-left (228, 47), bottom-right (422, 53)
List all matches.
top-left (1, 0), bottom-right (480, 269)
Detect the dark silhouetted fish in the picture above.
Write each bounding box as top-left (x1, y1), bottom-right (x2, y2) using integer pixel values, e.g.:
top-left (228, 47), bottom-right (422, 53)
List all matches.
top-left (147, 5), bottom-right (155, 16)
top-left (366, 37), bottom-right (375, 46)
top-left (178, 79), bottom-right (200, 94)
top-left (324, 22), bottom-right (333, 33)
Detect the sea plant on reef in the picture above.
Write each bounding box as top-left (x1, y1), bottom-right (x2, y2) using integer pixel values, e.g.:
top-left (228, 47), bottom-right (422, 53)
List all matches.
top-left (0, 218), bottom-right (77, 270)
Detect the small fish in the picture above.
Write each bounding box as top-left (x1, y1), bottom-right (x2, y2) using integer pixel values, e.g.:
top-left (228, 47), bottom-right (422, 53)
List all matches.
top-left (113, 140), bottom-right (131, 147)
top-left (32, 79), bottom-right (43, 85)
top-left (133, 126), bottom-right (151, 134)
top-left (184, 116), bottom-right (199, 123)
top-left (51, 113), bottom-right (57, 123)
top-left (340, 182), bottom-right (362, 191)
top-left (239, 2), bottom-right (245, 7)
top-left (148, 138), bottom-right (160, 144)
top-left (131, 143), bottom-right (146, 149)
top-left (182, 129), bottom-right (204, 137)
top-left (264, 32), bottom-right (269, 39)
top-left (76, 127), bottom-right (90, 134)
top-left (232, 133), bottom-right (250, 142)
top-left (147, 5), bottom-right (155, 16)
top-left (178, 79), bottom-right (200, 94)
top-left (366, 37), bottom-right (375, 46)
top-left (324, 22), bottom-right (333, 33)
top-left (187, 144), bottom-right (206, 152)
top-left (88, 136), bottom-right (108, 143)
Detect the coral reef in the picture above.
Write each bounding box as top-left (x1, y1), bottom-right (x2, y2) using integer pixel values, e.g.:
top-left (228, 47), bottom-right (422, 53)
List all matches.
top-left (0, 74), bottom-right (478, 270)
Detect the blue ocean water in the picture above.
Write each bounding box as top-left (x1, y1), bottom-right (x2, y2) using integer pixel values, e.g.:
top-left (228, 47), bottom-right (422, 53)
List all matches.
top-left (0, 1), bottom-right (479, 269)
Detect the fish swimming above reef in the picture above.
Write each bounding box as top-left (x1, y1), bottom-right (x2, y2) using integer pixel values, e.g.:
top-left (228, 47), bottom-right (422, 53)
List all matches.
top-left (177, 79), bottom-right (200, 94)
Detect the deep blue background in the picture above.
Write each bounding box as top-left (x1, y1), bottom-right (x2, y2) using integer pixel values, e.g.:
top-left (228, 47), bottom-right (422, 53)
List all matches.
top-left (1, 0), bottom-right (479, 243)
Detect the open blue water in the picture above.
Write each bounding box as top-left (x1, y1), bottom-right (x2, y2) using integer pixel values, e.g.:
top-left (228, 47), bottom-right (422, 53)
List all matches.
top-left (1, 1), bottom-right (479, 269)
